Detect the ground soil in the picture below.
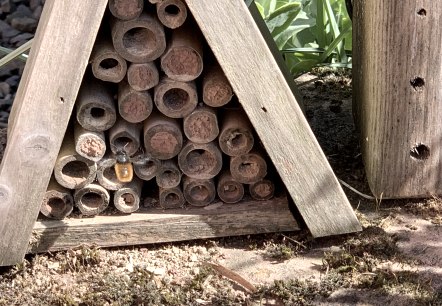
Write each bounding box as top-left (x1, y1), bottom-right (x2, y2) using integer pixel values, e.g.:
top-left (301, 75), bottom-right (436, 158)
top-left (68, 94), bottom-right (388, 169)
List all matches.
top-left (0, 69), bottom-right (441, 305)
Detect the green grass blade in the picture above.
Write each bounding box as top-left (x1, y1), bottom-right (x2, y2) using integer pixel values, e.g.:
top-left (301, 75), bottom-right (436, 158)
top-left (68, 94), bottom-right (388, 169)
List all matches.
top-left (0, 39), bottom-right (32, 67)
top-left (318, 25), bottom-right (351, 63)
top-left (323, 0), bottom-right (346, 61)
top-left (266, 2), bottom-right (301, 21)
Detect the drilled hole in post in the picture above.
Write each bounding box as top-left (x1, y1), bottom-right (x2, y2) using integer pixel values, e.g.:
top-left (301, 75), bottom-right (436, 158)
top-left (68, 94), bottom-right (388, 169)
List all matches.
top-left (410, 144), bottom-right (430, 160)
top-left (417, 8), bottom-right (426, 16)
top-left (410, 77), bottom-right (425, 91)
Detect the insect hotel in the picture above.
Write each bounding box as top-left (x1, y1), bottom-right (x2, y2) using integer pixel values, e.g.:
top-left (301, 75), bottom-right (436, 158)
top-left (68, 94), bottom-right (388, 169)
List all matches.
top-left (0, 0), bottom-right (360, 266)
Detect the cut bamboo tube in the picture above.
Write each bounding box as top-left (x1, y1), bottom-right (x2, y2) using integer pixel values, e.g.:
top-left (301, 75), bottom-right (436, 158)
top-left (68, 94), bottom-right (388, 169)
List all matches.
top-left (202, 64), bottom-right (233, 107)
top-left (156, 159), bottom-right (182, 188)
top-left (108, 0), bottom-right (143, 21)
top-left (76, 77), bottom-right (117, 132)
top-left (109, 118), bottom-right (141, 156)
top-left (216, 170), bottom-right (244, 204)
top-left (134, 157), bottom-right (161, 181)
top-left (143, 112), bottom-right (183, 160)
top-left (154, 77), bottom-right (198, 118)
top-left (114, 177), bottom-right (143, 213)
top-left (111, 13), bottom-right (166, 63)
top-left (159, 186), bottom-right (185, 209)
top-left (219, 109), bottom-right (254, 156)
top-left (183, 106), bottom-right (219, 144)
top-left (118, 80), bottom-right (153, 123)
top-left (249, 179), bottom-right (274, 201)
top-left (178, 141), bottom-right (222, 179)
top-left (90, 36), bottom-right (127, 83)
top-left (127, 62), bottom-right (159, 91)
top-left (40, 178), bottom-right (74, 220)
top-left (230, 151), bottom-right (267, 184)
top-left (97, 155), bottom-right (125, 190)
top-left (156, 0), bottom-right (187, 29)
top-left (74, 183), bottom-right (110, 216)
top-left (160, 22), bottom-right (203, 81)
top-left (74, 122), bottom-right (106, 162)
top-left (54, 136), bottom-right (97, 190)
top-left (183, 176), bottom-right (216, 207)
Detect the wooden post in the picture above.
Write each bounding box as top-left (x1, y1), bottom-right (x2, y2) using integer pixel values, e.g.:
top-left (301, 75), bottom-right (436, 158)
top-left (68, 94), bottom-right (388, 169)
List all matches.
top-left (218, 109), bottom-right (254, 156)
top-left (40, 177), bottom-right (74, 220)
top-left (114, 178), bottom-right (143, 213)
top-left (156, 0), bottom-right (188, 29)
top-left (90, 36), bottom-right (127, 83)
top-left (216, 170), bottom-right (244, 204)
top-left (127, 62), bottom-right (159, 91)
top-left (183, 106), bottom-right (219, 144)
top-left (178, 141), bottom-right (222, 179)
top-left (159, 186), bottom-right (185, 209)
top-left (185, 0), bottom-right (361, 237)
top-left (156, 159), bottom-right (182, 188)
top-left (74, 122), bottom-right (106, 162)
top-left (108, 0), bottom-right (143, 21)
top-left (0, 0), bottom-right (108, 266)
top-left (74, 183), bottom-right (110, 216)
top-left (183, 176), bottom-right (216, 206)
top-left (202, 63), bottom-right (233, 107)
top-left (118, 80), bottom-right (153, 123)
top-left (353, 1), bottom-right (442, 198)
top-left (249, 179), bottom-right (274, 201)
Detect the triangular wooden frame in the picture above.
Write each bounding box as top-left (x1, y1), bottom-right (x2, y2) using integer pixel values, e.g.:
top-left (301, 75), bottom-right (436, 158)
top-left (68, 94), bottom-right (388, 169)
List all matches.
top-left (0, 0), bottom-right (360, 266)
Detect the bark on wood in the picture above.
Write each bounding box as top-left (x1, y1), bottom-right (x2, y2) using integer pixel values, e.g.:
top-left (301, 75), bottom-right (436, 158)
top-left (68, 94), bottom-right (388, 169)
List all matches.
top-left (76, 76), bottom-right (117, 132)
top-left (218, 109), bottom-right (254, 156)
top-left (230, 151), bottom-right (267, 184)
top-left (143, 112), bottom-right (183, 160)
top-left (183, 176), bottom-right (216, 206)
top-left (154, 76), bottom-right (197, 118)
top-left (40, 177), bottom-right (74, 220)
top-left (353, 1), bottom-right (442, 198)
top-left (111, 12), bottom-right (166, 63)
top-left (156, 159), bottom-right (182, 188)
top-left (74, 122), bottom-right (106, 162)
top-left (54, 135), bottom-right (97, 190)
top-left (178, 141), bottom-right (222, 179)
top-left (108, 0), bottom-right (143, 21)
top-left (202, 63), bottom-right (233, 107)
top-left (97, 154), bottom-right (125, 191)
top-left (183, 106), bottom-right (219, 144)
top-left (160, 21), bottom-right (203, 81)
top-left (159, 186), bottom-right (185, 209)
top-left (249, 179), bottom-right (274, 201)
top-left (114, 177), bottom-right (143, 213)
top-left (118, 80), bottom-right (153, 123)
top-left (127, 62), bottom-right (159, 91)
top-left (134, 156), bottom-right (161, 181)
top-left (74, 183), bottom-right (110, 216)
top-left (156, 0), bottom-right (188, 29)
top-left (216, 170), bottom-right (244, 204)
top-left (109, 117), bottom-right (141, 156)
top-left (90, 35), bottom-right (127, 83)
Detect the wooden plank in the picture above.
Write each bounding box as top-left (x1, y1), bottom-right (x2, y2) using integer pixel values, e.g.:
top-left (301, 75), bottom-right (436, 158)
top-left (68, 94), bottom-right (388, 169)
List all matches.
top-left (28, 197), bottom-right (299, 253)
top-left (185, 0), bottom-right (361, 237)
top-left (0, 0), bottom-right (108, 266)
top-left (353, 1), bottom-right (442, 198)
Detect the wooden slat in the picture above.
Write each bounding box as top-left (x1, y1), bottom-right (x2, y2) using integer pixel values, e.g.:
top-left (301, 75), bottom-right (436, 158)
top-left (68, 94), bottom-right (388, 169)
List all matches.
top-left (353, 1), bottom-right (442, 198)
top-left (185, 0), bottom-right (361, 237)
top-left (0, 0), bottom-right (108, 266)
top-left (29, 197), bottom-right (299, 253)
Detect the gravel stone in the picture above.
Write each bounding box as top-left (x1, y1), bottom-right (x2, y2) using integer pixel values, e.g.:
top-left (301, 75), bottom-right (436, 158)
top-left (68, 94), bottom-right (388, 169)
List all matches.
top-left (10, 16), bottom-right (37, 32)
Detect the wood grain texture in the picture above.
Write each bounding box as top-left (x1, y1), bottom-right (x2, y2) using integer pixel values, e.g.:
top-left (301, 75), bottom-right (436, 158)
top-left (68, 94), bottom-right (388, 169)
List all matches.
top-left (353, 1), bottom-right (442, 198)
top-left (28, 197), bottom-right (298, 253)
top-left (0, 0), bottom-right (108, 266)
top-left (185, 0), bottom-right (361, 237)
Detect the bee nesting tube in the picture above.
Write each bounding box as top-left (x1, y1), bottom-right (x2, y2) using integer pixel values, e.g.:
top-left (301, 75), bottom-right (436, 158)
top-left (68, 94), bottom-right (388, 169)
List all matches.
top-left (90, 36), bottom-right (127, 83)
top-left (178, 141), bottom-right (222, 179)
top-left (74, 184), bottom-right (110, 216)
top-left (230, 151), bottom-right (267, 184)
top-left (143, 112), bottom-right (183, 160)
top-left (108, 0), bottom-right (143, 21)
top-left (160, 22), bottom-right (203, 81)
top-left (183, 176), bottom-right (216, 207)
top-left (216, 170), bottom-right (244, 204)
top-left (118, 80), bottom-right (153, 123)
top-left (156, 0), bottom-right (187, 29)
top-left (183, 106), bottom-right (219, 144)
top-left (114, 178), bottom-right (143, 213)
top-left (154, 77), bottom-right (198, 118)
top-left (76, 77), bottom-right (117, 132)
top-left (218, 109), bottom-right (254, 156)
top-left (202, 64), bottom-right (233, 107)
top-left (159, 186), bottom-right (185, 209)
top-left (127, 62), bottom-right (159, 91)
top-left (54, 137), bottom-right (97, 190)
top-left (74, 122), bottom-right (106, 162)
top-left (109, 118), bottom-right (142, 157)
top-left (40, 178), bottom-right (74, 220)
top-left (156, 159), bottom-right (182, 188)
top-left (249, 179), bottom-right (275, 201)
top-left (111, 12), bottom-right (166, 63)
top-left (134, 157), bottom-right (161, 181)
top-left (97, 155), bottom-right (125, 190)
